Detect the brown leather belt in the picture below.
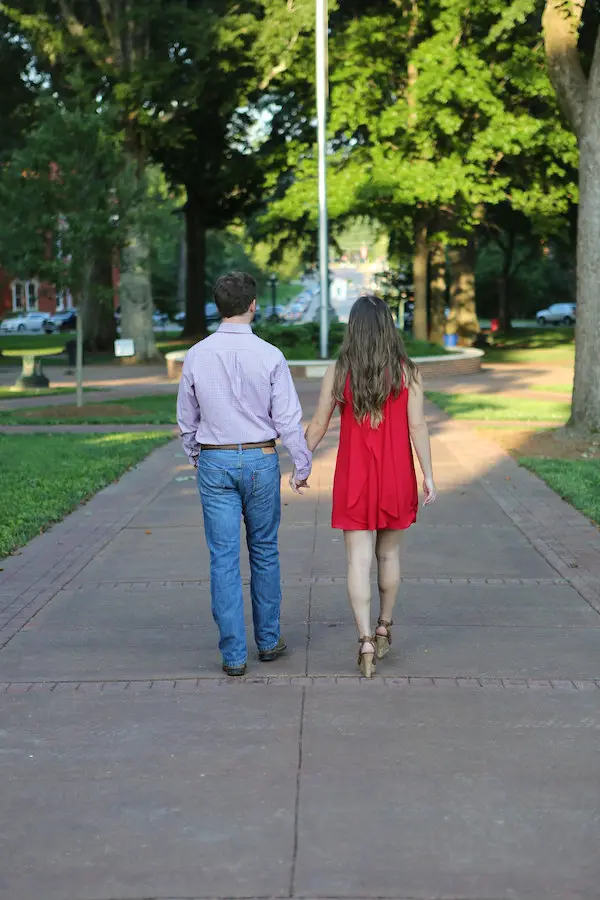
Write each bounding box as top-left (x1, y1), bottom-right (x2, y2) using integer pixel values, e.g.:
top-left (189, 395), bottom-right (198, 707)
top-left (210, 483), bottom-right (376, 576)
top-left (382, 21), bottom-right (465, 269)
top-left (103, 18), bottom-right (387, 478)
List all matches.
top-left (200, 440), bottom-right (276, 451)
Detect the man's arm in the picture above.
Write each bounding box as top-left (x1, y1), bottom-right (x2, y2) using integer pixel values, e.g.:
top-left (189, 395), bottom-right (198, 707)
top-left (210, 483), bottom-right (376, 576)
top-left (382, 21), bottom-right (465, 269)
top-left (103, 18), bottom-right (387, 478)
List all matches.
top-left (176, 356), bottom-right (201, 467)
top-left (270, 356), bottom-right (312, 481)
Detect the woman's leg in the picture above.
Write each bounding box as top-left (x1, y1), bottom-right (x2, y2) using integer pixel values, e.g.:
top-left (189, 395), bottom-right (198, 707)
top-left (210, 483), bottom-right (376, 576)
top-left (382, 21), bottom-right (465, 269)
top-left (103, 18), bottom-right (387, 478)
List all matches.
top-left (343, 530), bottom-right (374, 638)
top-left (375, 529), bottom-right (404, 634)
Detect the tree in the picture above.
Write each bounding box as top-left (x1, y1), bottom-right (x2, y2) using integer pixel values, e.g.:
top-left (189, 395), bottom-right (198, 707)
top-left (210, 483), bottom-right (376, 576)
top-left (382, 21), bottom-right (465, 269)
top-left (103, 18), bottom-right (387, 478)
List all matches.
top-left (542, 0), bottom-right (600, 430)
top-left (0, 18), bottom-right (38, 160)
top-left (147, 0), bottom-right (315, 337)
top-left (0, 99), bottom-right (137, 352)
top-left (2, 0), bottom-right (198, 359)
top-left (264, 0), bottom-right (577, 345)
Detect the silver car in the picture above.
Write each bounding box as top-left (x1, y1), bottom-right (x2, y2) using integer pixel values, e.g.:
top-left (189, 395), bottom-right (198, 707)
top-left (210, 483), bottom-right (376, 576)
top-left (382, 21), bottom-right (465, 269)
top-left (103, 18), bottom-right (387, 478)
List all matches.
top-left (536, 303), bottom-right (576, 326)
top-left (0, 311), bottom-right (50, 333)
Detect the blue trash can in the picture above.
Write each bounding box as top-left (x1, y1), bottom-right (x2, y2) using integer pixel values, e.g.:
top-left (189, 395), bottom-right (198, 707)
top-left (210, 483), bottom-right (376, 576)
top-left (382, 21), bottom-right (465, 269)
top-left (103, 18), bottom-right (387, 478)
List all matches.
top-left (443, 333), bottom-right (458, 348)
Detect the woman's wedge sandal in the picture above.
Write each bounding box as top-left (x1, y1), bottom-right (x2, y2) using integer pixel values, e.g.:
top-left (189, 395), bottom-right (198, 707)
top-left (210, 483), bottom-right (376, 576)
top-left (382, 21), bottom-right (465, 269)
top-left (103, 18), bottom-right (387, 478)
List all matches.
top-left (357, 635), bottom-right (376, 678)
top-left (375, 618), bottom-right (393, 660)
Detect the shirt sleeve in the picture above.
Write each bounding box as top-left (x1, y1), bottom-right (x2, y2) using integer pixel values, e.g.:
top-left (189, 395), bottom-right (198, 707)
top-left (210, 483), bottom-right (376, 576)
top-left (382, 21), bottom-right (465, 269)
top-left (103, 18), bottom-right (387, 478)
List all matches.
top-left (176, 355), bottom-right (201, 467)
top-left (270, 356), bottom-right (312, 481)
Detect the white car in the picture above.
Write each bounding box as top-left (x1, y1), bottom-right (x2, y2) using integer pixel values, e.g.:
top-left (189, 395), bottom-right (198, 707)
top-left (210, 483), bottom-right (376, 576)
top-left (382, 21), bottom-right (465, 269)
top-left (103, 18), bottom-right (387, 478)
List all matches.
top-left (536, 303), bottom-right (576, 326)
top-left (0, 311), bottom-right (50, 333)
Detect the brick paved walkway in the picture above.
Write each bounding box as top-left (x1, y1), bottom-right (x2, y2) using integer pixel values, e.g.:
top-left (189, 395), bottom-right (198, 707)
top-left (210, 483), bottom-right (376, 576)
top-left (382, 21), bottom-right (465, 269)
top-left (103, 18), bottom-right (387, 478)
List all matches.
top-left (0, 383), bottom-right (599, 899)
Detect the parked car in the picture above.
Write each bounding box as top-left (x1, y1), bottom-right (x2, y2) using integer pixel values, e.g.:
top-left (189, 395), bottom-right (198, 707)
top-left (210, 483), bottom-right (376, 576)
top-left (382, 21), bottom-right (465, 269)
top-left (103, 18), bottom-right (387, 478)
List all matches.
top-left (285, 301), bottom-right (306, 322)
top-left (44, 309), bottom-right (77, 333)
top-left (0, 311), bottom-right (49, 333)
top-left (174, 303), bottom-right (262, 328)
top-left (263, 305), bottom-right (287, 322)
top-left (401, 300), bottom-right (414, 332)
top-left (536, 302), bottom-right (576, 326)
top-left (152, 311), bottom-right (170, 328)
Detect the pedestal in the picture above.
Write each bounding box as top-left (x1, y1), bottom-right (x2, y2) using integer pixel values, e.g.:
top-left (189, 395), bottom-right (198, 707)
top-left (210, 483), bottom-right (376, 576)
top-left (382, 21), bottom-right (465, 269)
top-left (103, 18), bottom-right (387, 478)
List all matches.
top-left (15, 354), bottom-right (50, 389)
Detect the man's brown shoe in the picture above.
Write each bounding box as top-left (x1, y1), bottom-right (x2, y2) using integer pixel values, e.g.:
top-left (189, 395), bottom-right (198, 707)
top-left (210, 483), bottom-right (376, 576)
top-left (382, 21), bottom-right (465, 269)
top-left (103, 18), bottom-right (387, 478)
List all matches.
top-left (222, 662), bottom-right (247, 677)
top-left (259, 637), bottom-right (287, 662)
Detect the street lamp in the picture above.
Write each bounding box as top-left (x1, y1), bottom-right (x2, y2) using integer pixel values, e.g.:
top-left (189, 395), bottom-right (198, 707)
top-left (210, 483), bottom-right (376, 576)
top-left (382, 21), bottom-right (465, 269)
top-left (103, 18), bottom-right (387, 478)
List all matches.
top-left (269, 273), bottom-right (277, 319)
top-left (316, 0), bottom-right (329, 359)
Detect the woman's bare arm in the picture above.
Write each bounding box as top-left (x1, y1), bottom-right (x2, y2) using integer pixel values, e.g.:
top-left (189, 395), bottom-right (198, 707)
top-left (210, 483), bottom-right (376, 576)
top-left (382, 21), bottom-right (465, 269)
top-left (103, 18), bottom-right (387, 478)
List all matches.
top-left (290, 365), bottom-right (337, 491)
top-left (407, 373), bottom-right (437, 505)
top-left (305, 363), bottom-right (337, 452)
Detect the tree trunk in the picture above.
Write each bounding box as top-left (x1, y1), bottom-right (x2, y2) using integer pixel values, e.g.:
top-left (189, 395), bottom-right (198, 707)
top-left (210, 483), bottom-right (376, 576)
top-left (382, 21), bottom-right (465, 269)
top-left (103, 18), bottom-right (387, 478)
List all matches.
top-left (183, 194), bottom-right (207, 338)
top-left (570, 28), bottom-right (600, 431)
top-left (497, 230), bottom-right (514, 333)
top-left (413, 216), bottom-right (428, 341)
top-left (177, 215), bottom-right (186, 313)
top-left (119, 225), bottom-right (159, 361)
top-left (429, 240), bottom-right (446, 344)
top-left (448, 240), bottom-right (479, 343)
top-left (83, 253), bottom-right (117, 353)
top-left (497, 273), bottom-right (509, 333)
top-left (542, 0), bottom-right (586, 137)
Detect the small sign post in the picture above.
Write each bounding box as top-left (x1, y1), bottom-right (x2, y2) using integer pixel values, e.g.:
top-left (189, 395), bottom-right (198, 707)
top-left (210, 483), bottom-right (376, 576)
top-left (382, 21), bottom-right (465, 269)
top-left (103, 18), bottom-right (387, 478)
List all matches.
top-left (114, 339), bottom-right (135, 358)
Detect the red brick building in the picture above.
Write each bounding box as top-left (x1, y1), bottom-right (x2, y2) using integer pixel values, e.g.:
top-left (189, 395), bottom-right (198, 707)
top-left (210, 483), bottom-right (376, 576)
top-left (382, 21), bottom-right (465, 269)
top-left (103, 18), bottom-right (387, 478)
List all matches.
top-left (0, 269), bottom-right (67, 318)
top-left (0, 265), bottom-right (120, 319)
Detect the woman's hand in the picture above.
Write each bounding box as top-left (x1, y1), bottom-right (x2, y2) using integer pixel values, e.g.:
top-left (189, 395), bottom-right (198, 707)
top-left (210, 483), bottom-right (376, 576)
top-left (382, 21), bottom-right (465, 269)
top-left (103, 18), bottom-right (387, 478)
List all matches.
top-left (422, 476), bottom-right (437, 506)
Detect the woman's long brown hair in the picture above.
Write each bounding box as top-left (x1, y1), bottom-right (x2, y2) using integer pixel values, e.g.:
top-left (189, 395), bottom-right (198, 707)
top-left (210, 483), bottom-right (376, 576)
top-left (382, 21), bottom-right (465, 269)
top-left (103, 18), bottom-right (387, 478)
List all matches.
top-left (333, 294), bottom-right (418, 427)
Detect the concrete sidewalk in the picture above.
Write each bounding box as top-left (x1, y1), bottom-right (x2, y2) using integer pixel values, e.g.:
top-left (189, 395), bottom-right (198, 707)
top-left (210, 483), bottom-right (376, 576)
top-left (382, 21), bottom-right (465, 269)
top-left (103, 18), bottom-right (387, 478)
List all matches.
top-left (0, 385), bottom-right (599, 900)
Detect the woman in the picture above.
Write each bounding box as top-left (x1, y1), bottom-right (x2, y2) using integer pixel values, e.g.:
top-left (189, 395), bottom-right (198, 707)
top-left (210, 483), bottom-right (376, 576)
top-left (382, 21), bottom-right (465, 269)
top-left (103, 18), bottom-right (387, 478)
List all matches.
top-left (295, 295), bottom-right (436, 677)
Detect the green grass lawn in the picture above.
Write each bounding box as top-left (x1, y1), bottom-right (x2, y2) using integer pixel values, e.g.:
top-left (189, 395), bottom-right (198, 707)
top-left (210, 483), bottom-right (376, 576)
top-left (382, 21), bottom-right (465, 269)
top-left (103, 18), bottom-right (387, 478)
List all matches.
top-left (519, 457), bottom-right (600, 524)
top-left (0, 432), bottom-right (172, 557)
top-left (0, 333), bottom-right (68, 352)
top-left (426, 391), bottom-right (571, 422)
top-left (0, 394), bottom-right (177, 425)
top-left (484, 327), bottom-right (575, 365)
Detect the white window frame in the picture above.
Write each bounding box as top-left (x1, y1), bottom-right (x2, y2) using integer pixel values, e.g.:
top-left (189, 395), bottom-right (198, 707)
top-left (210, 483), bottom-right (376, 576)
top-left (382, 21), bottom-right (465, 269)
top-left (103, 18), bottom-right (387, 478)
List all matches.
top-left (11, 279), bottom-right (39, 312)
top-left (56, 289), bottom-right (73, 312)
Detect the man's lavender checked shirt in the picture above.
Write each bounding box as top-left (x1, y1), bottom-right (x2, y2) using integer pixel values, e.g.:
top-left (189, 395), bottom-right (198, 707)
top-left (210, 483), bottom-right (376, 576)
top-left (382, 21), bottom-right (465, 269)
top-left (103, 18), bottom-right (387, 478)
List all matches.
top-left (176, 323), bottom-right (312, 480)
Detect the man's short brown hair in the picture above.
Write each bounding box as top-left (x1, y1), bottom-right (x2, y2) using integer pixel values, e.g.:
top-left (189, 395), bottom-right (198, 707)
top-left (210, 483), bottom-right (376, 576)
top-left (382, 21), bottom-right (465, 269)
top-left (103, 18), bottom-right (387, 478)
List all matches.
top-left (213, 272), bottom-right (257, 319)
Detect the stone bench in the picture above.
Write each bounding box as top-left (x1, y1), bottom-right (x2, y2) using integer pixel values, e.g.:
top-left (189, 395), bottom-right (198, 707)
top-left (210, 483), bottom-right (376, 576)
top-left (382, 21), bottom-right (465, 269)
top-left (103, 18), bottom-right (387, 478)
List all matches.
top-left (287, 348), bottom-right (484, 379)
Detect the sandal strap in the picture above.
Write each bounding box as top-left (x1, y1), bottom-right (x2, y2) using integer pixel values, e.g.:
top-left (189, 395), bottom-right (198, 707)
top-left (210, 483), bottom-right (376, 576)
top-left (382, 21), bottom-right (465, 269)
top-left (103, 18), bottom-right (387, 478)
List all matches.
top-left (377, 618), bottom-right (393, 628)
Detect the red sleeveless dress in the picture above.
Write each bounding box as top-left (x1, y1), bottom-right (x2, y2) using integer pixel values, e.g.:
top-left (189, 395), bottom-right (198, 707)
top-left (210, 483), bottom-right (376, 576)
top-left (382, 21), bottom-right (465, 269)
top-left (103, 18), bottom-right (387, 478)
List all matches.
top-left (332, 376), bottom-right (418, 531)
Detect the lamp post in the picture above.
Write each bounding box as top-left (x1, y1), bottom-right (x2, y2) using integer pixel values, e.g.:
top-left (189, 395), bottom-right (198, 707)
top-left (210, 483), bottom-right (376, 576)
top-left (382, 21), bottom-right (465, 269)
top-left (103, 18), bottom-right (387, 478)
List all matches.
top-left (269, 273), bottom-right (277, 319)
top-left (316, 0), bottom-right (329, 359)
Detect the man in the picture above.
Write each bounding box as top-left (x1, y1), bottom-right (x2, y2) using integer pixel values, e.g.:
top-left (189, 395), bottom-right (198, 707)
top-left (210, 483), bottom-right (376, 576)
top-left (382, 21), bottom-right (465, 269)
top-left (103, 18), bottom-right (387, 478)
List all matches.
top-left (177, 272), bottom-right (312, 676)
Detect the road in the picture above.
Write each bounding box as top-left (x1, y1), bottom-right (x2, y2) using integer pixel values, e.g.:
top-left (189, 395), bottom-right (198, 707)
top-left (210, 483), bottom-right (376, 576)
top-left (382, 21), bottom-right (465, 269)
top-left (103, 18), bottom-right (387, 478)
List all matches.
top-left (292, 265), bottom-right (368, 326)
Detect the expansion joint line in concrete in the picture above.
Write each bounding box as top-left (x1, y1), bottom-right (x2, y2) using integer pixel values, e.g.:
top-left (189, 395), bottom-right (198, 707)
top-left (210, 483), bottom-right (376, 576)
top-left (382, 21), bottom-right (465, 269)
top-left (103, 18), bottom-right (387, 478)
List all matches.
top-left (289, 686), bottom-right (306, 897)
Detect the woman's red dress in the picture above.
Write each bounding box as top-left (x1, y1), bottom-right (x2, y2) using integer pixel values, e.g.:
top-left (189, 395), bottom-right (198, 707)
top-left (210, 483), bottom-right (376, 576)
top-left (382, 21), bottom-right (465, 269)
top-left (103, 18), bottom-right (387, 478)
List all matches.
top-left (332, 376), bottom-right (418, 531)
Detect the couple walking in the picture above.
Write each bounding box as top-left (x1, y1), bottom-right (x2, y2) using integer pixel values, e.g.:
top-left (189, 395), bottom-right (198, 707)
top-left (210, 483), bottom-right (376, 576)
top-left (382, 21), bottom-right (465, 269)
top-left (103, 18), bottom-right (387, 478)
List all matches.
top-left (177, 272), bottom-right (436, 677)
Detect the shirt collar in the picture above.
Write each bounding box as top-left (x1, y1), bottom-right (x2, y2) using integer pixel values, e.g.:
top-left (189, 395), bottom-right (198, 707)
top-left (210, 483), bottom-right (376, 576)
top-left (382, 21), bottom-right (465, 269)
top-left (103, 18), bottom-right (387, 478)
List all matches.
top-left (217, 323), bottom-right (253, 334)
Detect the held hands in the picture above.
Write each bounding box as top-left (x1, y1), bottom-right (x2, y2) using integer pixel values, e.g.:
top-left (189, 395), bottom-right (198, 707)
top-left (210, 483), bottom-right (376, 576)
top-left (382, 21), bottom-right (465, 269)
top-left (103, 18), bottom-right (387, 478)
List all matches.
top-left (289, 467), bottom-right (310, 495)
top-left (422, 476), bottom-right (437, 506)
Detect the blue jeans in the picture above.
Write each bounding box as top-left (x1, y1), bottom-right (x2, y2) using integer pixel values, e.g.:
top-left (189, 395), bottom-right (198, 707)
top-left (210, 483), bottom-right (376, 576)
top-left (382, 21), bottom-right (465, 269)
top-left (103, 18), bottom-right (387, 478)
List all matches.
top-left (197, 448), bottom-right (282, 667)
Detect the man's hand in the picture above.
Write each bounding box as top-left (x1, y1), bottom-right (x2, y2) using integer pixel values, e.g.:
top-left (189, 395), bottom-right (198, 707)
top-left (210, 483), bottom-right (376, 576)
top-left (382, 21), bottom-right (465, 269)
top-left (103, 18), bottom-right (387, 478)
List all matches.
top-left (289, 469), bottom-right (310, 495)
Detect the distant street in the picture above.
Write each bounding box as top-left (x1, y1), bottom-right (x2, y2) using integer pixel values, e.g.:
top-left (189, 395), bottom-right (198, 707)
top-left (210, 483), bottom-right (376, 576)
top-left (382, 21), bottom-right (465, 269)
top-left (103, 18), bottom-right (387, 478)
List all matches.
top-left (293, 265), bottom-right (368, 326)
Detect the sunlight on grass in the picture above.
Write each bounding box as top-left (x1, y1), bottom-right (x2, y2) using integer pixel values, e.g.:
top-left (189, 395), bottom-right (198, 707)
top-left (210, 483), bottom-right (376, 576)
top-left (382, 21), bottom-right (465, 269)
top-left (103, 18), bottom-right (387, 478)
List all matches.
top-left (528, 384), bottom-right (573, 394)
top-left (426, 391), bottom-right (570, 422)
top-left (0, 387), bottom-right (95, 400)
